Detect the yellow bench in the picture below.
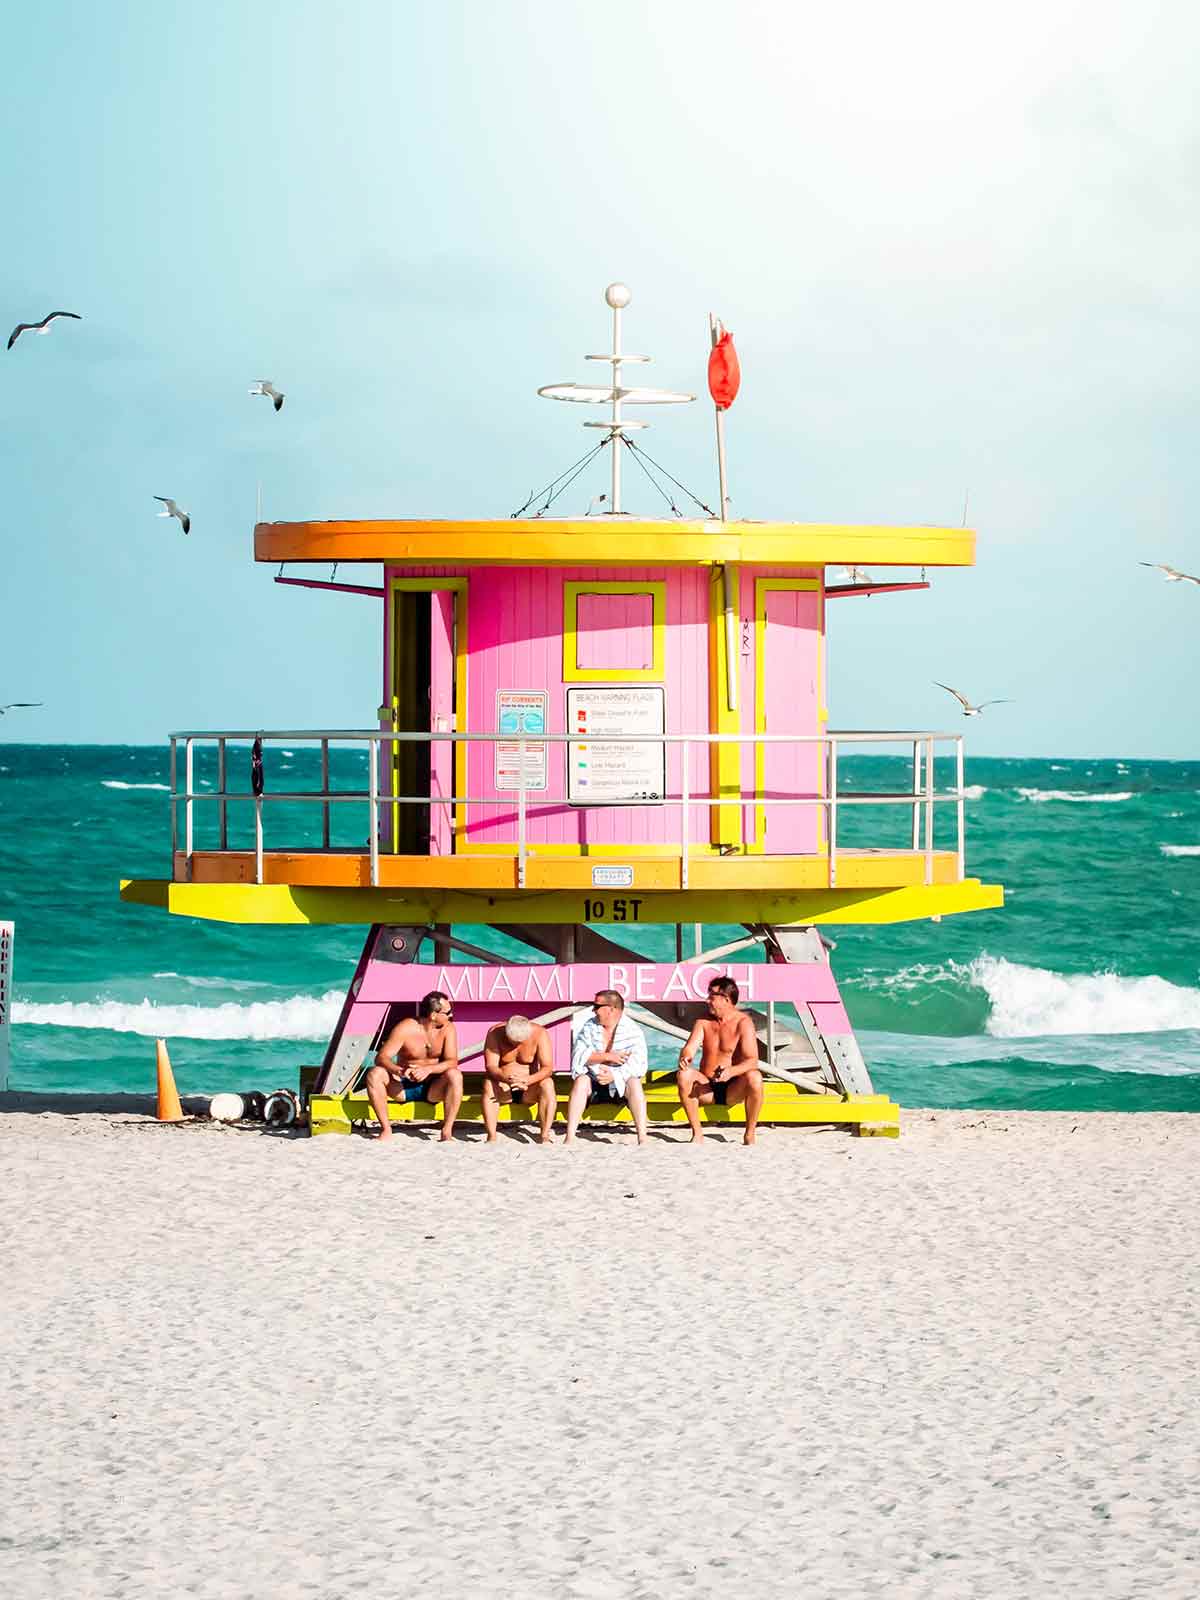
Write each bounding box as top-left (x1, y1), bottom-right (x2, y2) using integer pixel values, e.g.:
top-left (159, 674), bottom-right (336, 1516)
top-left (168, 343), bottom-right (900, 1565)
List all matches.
top-left (307, 1074), bottom-right (900, 1138)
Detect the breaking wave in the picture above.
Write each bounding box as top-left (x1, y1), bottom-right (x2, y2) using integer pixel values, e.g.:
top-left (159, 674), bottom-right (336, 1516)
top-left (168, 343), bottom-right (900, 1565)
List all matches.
top-left (961, 784), bottom-right (987, 800)
top-left (13, 992), bottom-right (343, 1040)
top-left (1016, 788), bottom-right (1133, 804)
top-left (847, 956), bottom-right (1200, 1040)
top-left (101, 780), bottom-right (169, 792)
top-left (1161, 844), bottom-right (1200, 857)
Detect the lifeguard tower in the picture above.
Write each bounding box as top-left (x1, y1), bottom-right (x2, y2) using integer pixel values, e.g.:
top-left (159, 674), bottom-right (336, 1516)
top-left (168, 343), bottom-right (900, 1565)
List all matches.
top-left (121, 284), bottom-right (1002, 1136)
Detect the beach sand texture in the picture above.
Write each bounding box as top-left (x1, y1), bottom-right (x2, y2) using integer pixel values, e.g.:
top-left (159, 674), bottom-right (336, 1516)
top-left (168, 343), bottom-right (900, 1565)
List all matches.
top-left (1, 1108), bottom-right (1197, 1599)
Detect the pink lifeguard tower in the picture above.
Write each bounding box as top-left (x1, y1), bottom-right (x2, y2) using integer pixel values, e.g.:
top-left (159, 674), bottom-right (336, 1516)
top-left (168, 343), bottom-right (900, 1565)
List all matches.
top-left (122, 284), bottom-right (1002, 1135)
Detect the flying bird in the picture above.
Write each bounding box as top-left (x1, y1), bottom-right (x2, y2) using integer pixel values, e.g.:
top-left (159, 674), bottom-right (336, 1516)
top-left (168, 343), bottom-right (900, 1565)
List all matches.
top-left (935, 682), bottom-right (1012, 717)
top-left (0, 702), bottom-right (43, 715)
top-left (154, 496), bottom-right (191, 535)
top-left (7, 311), bottom-right (82, 351)
top-left (249, 380), bottom-right (284, 412)
top-left (1139, 562), bottom-right (1200, 586)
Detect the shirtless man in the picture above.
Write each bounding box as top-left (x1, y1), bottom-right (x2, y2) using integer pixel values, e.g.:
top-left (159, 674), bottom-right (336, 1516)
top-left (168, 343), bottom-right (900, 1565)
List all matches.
top-left (481, 1014), bottom-right (557, 1144)
top-left (364, 990), bottom-right (464, 1143)
top-left (675, 976), bottom-right (764, 1145)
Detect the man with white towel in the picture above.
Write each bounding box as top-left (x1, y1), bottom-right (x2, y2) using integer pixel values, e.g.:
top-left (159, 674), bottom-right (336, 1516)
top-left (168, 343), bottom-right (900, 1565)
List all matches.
top-left (565, 989), bottom-right (649, 1146)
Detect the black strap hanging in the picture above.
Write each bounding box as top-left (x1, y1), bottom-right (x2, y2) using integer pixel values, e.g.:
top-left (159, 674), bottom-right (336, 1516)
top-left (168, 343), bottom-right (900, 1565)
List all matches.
top-left (251, 736), bottom-right (265, 797)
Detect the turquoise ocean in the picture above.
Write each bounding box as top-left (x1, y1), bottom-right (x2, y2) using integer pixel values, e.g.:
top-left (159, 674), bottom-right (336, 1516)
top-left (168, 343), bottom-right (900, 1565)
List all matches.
top-left (2, 743), bottom-right (1199, 1111)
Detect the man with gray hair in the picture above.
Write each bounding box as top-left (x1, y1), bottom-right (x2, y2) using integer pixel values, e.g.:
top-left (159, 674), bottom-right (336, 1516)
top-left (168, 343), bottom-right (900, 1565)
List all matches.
top-left (481, 1014), bottom-right (557, 1143)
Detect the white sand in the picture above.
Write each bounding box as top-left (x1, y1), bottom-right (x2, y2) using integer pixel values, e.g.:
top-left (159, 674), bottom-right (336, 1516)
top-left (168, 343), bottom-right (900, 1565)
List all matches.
top-left (1, 1107), bottom-right (1197, 1598)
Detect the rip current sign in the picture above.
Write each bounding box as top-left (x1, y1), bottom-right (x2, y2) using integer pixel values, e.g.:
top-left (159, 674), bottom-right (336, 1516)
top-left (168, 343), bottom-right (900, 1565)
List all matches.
top-left (495, 691), bottom-right (548, 793)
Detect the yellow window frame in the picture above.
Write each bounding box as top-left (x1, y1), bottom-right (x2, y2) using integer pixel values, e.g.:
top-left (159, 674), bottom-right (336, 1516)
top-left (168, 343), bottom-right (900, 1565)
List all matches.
top-left (563, 580), bottom-right (666, 682)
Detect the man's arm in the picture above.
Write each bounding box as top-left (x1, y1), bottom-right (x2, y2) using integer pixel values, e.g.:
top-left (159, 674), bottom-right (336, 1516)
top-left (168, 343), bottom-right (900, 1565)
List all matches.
top-left (374, 1023), bottom-right (408, 1073)
top-left (523, 1027), bottom-right (555, 1087)
top-left (439, 1020), bottom-right (459, 1070)
top-left (677, 1018), bottom-right (705, 1068)
top-left (720, 1014), bottom-right (761, 1079)
top-left (482, 1028), bottom-right (506, 1081)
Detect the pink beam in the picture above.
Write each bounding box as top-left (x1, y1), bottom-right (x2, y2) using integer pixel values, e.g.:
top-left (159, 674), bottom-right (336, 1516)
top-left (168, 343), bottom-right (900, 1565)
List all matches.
top-left (824, 582), bottom-right (930, 600)
top-left (274, 576), bottom-right (385, 599)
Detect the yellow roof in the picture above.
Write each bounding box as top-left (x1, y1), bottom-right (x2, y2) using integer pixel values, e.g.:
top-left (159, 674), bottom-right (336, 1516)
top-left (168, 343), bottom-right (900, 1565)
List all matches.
top-left (254, 518), bottom-right (975, 568)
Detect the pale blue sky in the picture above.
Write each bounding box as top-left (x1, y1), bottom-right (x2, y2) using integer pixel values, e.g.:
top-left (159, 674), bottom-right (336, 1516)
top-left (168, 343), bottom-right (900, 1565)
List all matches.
top-left (2, 0), bottom-right (1197, 756)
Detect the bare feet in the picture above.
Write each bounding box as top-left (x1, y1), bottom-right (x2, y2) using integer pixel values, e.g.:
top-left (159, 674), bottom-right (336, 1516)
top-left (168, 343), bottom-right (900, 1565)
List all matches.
top-left (743, 1129), bottom-right (757, 1146)
top-left (688, 1130), bottom-right (704, 1144)
top-left (538, 1131), bottom-right (555, 1145)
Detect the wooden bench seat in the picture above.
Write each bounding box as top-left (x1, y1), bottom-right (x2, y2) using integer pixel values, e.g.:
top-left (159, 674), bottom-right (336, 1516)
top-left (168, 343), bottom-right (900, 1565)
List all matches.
top-left (307, 1073), bottom-right (899, 1137)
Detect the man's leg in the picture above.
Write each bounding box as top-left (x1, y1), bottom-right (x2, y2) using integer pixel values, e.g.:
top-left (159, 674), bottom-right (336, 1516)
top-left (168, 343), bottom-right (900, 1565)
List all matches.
top-left (624, 1076), bottom-right (649, 1145)
top-left (535, 1078), bottom-right (557, 1144)
top-left (427, 1067), bottom-right (464, 1142)
top-left (725, 1069), bottom-right (765, 1146)
top-left (564, 1076), bottom-right (592, 1146)
top-left (675, 1067), bottom-right (714, 1144)
top-left (364, 1064), bottom-right (398, 1143)
top-left (481, 1076), bottom-right (501, 1142)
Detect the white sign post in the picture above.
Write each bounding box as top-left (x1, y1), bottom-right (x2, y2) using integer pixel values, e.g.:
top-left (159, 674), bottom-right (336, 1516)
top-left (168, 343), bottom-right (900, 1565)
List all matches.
top-left (0, 922), bottom-right (12, 1092)
top-left (567, 686), bottom-right (666, 804)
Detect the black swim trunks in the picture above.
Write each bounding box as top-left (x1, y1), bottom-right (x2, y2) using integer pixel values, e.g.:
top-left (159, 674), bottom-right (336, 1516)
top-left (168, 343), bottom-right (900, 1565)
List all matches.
top-left (710, 1080), bottom-right (729, 1107)
top-left (587, 1072), bottom-right (625, 1103)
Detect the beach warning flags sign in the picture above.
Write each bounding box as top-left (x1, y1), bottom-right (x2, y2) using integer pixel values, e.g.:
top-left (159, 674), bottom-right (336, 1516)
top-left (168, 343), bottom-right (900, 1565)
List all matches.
top-left (707, 329), bottom-right (740, 411)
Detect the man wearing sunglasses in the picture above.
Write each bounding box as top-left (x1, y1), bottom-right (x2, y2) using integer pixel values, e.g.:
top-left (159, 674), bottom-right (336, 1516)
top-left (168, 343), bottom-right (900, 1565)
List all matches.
top-left (365, 990), bottom-right (463, 1143)
top-left (565, 989), bottom-right (649, 1146)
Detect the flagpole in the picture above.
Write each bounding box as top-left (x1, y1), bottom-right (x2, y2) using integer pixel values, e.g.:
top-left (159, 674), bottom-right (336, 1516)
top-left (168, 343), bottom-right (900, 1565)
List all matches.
top-left (710, 312), bottom-right (737, 711)
top-left (709, 312), bottom-right (730, 521)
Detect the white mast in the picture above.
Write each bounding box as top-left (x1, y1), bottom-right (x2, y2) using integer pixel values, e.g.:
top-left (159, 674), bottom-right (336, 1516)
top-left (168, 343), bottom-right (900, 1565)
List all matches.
top-left (537, 283), bottom-right (694, 516)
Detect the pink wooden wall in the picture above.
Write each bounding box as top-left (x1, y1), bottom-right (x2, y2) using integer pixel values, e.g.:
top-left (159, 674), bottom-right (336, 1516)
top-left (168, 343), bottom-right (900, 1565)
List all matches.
top-left (382, 563), bottom-right (824, 854)
top-left (735, 567), bottom-right (824, 853)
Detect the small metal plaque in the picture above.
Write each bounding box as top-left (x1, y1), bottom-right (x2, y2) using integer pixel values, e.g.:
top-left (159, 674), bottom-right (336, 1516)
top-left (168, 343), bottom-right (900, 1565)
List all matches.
top-left (591, 865), bottom-right (634, 888)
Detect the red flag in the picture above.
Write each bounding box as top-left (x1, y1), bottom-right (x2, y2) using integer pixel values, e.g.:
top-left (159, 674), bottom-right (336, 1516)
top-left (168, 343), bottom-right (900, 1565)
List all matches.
top-left (707, 329), bottom-right (740, 410)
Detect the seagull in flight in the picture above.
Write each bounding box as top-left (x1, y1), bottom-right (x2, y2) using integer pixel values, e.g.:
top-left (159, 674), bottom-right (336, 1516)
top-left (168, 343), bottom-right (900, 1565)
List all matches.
top-left (935, 682), bottom-right (1012, 717)
top-left (249, 380), bottom-right (284, 412)
top-left (1139, 562), bottom-right (1200, 586)
top-left (7, 311), bottom-right (82, 351)
top-left (0, 702), bottom-right (43, 715)
top-left (154, 496), bottom-right (191, 535)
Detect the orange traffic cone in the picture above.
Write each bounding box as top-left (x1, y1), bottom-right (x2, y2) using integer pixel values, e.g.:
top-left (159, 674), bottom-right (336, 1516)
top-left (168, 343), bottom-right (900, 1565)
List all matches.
top-left (155, 1038), bottom-right (185, 1122)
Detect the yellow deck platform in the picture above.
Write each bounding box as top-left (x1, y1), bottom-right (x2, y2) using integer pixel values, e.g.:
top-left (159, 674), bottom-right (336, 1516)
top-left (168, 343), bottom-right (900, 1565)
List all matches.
top-left (308, 1080), bottom-right (901, 1137)
top-left (172, 847), bottom-right (965, 892)
top-left (121, 875), bottom-right (1002, 926)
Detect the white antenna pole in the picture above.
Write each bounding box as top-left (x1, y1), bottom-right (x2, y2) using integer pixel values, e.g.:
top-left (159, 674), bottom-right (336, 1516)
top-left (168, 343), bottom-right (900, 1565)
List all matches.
top-left (607, 284), bottom-right (627, 514)
top-left (710, 313), bottom-right (730, 522)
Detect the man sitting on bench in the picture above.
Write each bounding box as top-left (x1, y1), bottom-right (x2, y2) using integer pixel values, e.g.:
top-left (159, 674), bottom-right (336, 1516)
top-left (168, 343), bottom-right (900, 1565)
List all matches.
top-left (676, 976), bottom-right (765, 1145)
top-left (365, 990), bottom-right (464, 1143)
top-left (480, 1014), bottom-right (557, 1144)
top-left (565, 989), bottom-right (649, 1146)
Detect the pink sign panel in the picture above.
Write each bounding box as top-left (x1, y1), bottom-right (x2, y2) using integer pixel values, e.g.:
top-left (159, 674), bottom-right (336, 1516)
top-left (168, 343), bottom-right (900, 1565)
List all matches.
top-left (355, 960), bottom-right (839, 1007)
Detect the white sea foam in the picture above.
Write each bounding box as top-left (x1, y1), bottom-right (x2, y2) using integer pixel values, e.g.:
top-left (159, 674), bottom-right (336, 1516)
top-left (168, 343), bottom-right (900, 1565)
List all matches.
top-left (970, 956), bottom-right (1200, 1037)
top-left (1016, 788), bottom-right (1133, 804)
top-left (13, 991), bottom-right (343, 1040)
top-left (1161, 844), bottom-right (1200, 857)
top-left (961, 784), bottom-right (987, 800)
top-left (101, 780), bottom-right (169, 792)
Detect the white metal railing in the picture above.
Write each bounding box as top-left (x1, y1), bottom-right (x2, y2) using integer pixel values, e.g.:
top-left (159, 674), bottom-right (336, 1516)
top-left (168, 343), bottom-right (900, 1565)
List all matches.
top-left (166, 729), bottom-right (968, 890)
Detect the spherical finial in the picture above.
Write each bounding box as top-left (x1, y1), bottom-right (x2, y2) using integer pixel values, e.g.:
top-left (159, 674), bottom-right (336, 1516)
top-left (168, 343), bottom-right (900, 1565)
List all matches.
top-left (604, 282), bottom-right (632, 309)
